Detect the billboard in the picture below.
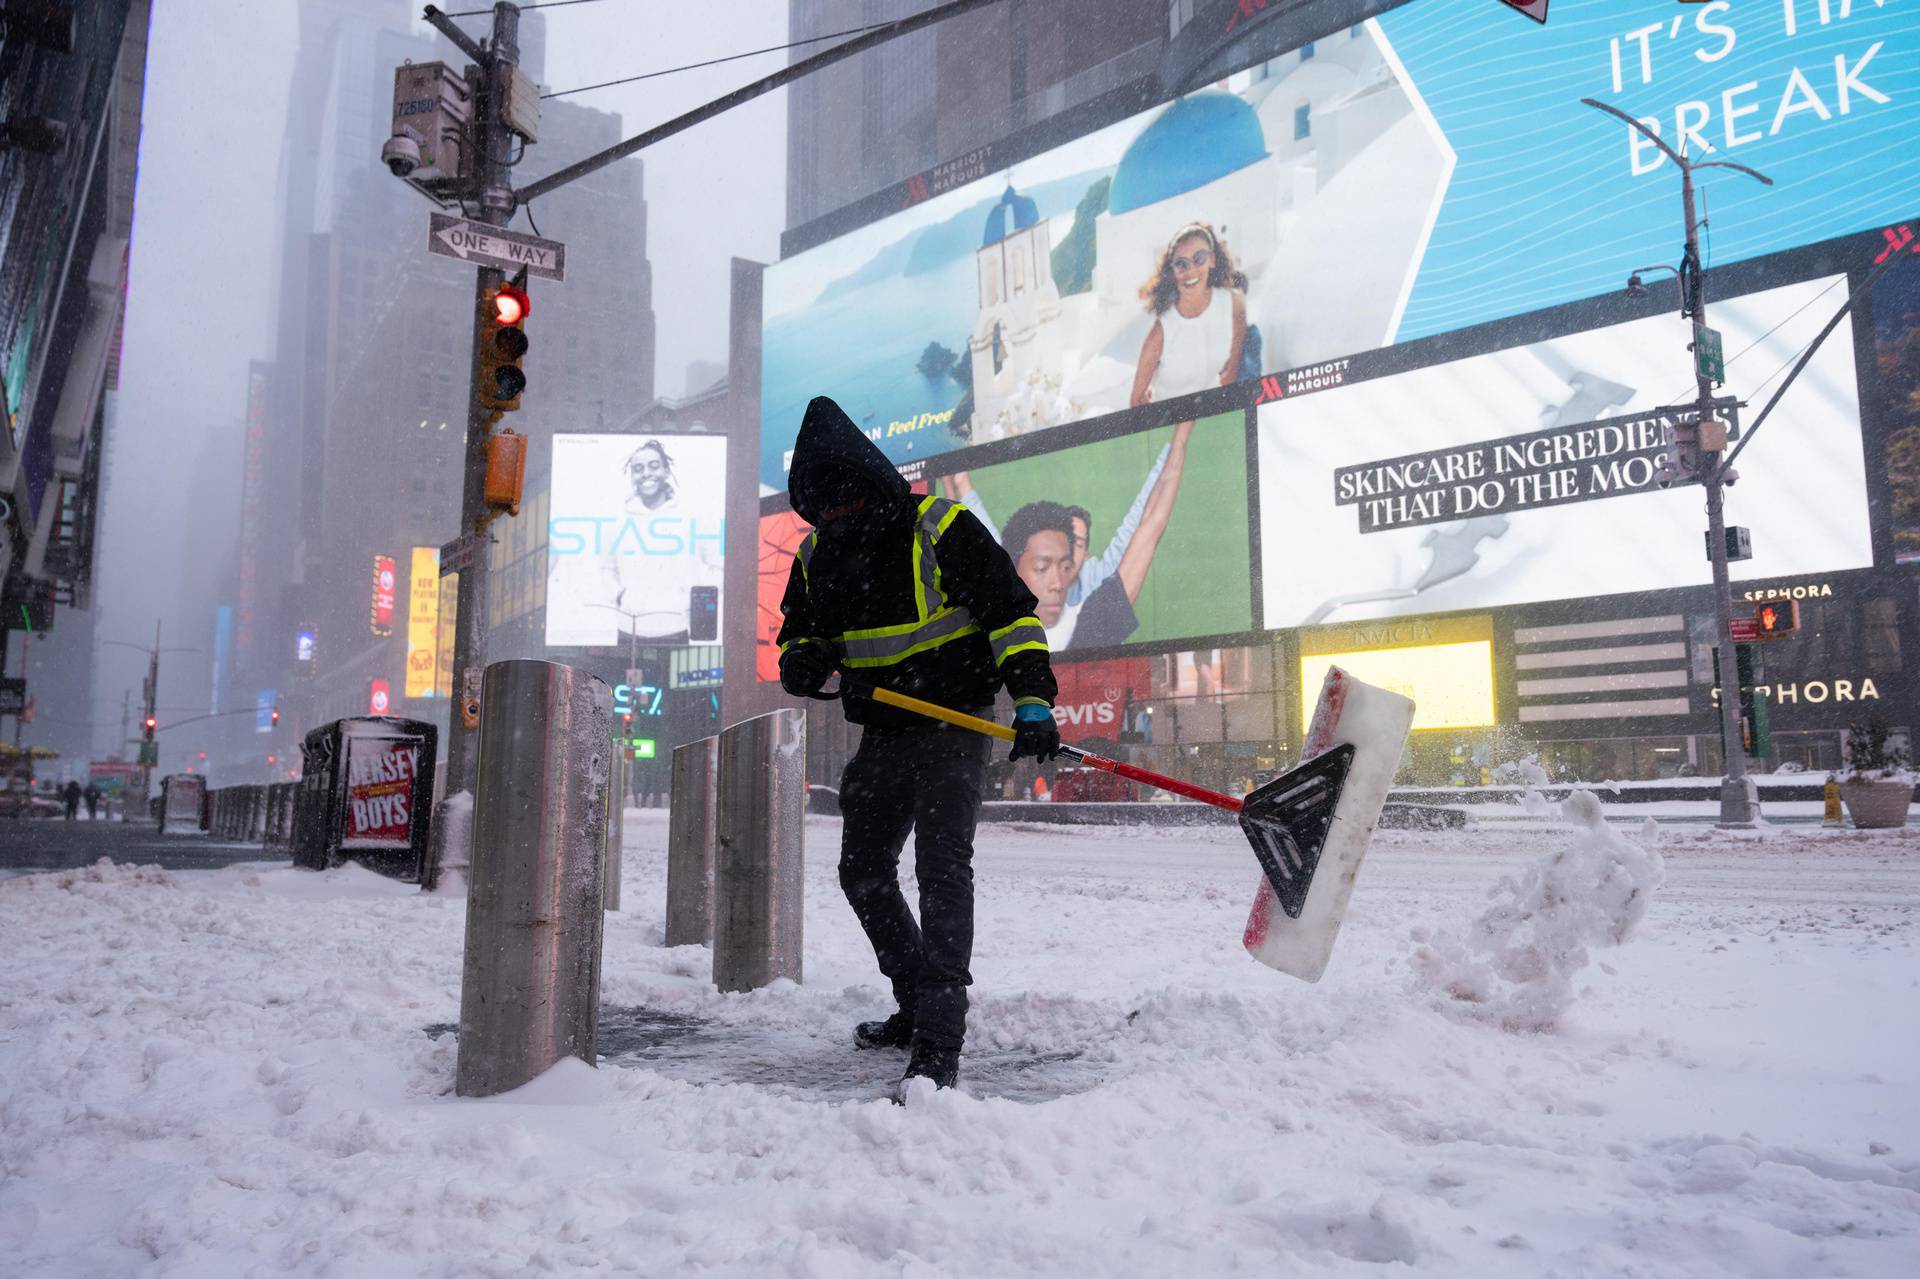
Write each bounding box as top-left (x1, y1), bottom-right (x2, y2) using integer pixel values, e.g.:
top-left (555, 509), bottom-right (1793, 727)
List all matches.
top-left (435, 575), bottom-right (457, 697)
top-left (1300, 615), bottom-right (1495, 733)
top-left (405, 547), bottom-right (440, 698)
top-left (760, 20), bottom-right (1450, 489)
top-left (948, 412), bottom-right (1251, 652)
top-left (755, 411), bottom-right (1251, 677)
top-left (1050, 656), bottom-right (1151, 744)
top-left (370, 556), bottom-right (396, 636)
top-left (1371, 0), bottom-right (1917, 341)
top-left (209, 605), bottom-right (231, 716)
top-left (763, 4), bottom-right (1918, 495)
top-left (546, 434), bottom-right (727, 647)
top-left (1874, 247), bottom-right (1920, 563)
top-left (1257, 274), bottom-right (1872, 627)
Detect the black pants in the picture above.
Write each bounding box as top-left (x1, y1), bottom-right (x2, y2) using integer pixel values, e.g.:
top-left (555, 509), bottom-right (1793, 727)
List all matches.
top-left (838, 723), bottom-right (990, 1051)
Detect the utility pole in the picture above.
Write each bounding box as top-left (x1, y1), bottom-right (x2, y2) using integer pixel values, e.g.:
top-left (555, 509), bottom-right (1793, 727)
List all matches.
top-left (1582, 100), bottom-right (1772, 828)
top-left (424, 0), bottom-right (521, 800)
top-left (410, 0), bottom-right (997, 803)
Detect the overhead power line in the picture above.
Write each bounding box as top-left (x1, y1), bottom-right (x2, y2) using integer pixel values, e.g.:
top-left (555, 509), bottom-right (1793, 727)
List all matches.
top-left (541, 19), bottom-right (898, 100)
top-left (445, 0), bottom-right (613, 16)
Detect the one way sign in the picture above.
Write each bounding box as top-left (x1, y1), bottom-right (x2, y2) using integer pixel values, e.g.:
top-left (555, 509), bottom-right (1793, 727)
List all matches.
top-left (427, 213), bottom-right (566, 282)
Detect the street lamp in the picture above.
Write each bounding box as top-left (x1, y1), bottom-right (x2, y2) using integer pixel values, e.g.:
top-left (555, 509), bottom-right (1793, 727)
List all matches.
top-left (1581, 98), bottom-right (1773, 828)
top-left (101, 624), bottom-right (200, 818)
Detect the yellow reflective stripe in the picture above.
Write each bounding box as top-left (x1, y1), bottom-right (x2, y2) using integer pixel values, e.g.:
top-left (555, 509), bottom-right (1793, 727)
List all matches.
top-left (839, 605), bottom-right (978, 664)
top-left (989, 616), bottom-right (1047, 666)
top-left (1013, 696), bottom-right (1051, 709)
top-left (989, 617), bottom-right (1041, 641)
top-left (912, 528), bottom-right (930, 620)
top-left (796, 532), bottom-right (818, 585)
top-left (843, 614), bottom-right (936, 642)
top-left (932, 502), bottom-right (963, 538)
top-left (841, 622), bottom-right (981, 668)
top-left (779, 636), bottom-right (830, 654)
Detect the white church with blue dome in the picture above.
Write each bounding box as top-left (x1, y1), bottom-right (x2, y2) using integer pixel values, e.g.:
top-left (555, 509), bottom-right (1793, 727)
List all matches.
top-left (968, 185), bottom-right (1067, 436)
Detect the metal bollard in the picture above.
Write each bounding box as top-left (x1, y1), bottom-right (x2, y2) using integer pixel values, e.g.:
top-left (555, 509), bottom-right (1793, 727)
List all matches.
top-left (711, 709), bottom-right (805, 993)
top-left (456, 659), bottom-right (613, 1098)
top-left (665, 736), bottom-right (719, 947)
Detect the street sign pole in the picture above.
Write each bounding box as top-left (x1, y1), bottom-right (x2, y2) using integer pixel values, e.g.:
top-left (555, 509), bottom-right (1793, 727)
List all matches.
top-left (435, 1), bottom-right (520, 805)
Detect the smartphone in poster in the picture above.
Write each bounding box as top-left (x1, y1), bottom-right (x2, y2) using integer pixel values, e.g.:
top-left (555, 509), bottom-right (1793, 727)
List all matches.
top-left (759, 20), bottom-right (1450, 491)
top-left (546, 434), bottom-right (727, 648)
top-left (1256, 275), bottom-right (1873, 627)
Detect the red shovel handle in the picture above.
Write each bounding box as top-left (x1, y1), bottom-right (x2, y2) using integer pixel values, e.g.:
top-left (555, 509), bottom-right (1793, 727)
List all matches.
top-left (1058, 745), bottom-right (1244, 813)
top-left (865, 686), bottom-right (1245, 812)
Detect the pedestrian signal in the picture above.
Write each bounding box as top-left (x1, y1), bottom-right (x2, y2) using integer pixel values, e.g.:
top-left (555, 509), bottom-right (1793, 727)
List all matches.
top-left (1754, 599), bottom-right (1800, 638)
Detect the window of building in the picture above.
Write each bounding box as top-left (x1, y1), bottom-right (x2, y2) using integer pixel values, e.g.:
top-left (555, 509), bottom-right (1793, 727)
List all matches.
top-left (1300, 41), bottom-right (1316, 61)
top-left (1293, 103), bottom-right (1312, 141)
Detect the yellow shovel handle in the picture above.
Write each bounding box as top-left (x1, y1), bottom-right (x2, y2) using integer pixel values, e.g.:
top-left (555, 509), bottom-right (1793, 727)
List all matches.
top-left (868, 686), bottom-right (1016, 742)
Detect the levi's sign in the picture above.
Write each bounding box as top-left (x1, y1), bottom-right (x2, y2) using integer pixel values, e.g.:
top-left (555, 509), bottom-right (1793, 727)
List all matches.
top-left (427, 213), bottom-right (566, 282)
top-left (1334, 407), bottom-right (1714, 534)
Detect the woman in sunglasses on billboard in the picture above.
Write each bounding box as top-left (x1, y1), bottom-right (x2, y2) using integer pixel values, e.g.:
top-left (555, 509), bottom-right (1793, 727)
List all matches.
top-left (1128, 222), bottom-right (1249, 409)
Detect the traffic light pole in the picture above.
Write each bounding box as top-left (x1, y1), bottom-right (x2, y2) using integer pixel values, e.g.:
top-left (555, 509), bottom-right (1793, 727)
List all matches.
top-left (435, 1), bottom-right (520, 801)
top-left (1582, 100), bottom-right (1771, 827)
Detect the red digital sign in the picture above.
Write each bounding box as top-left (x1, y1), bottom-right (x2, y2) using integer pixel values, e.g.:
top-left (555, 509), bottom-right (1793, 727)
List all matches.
top-left (369, 678), bottom-right (391, 716)
top-left (1049, 657), bottom-right (1152, 745)
top-left (371, 556), bottom-right (396, 636)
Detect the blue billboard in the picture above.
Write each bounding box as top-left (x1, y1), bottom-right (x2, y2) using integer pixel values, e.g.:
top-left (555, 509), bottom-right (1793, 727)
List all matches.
top-left (758, 0), bottom-right (1917, 492)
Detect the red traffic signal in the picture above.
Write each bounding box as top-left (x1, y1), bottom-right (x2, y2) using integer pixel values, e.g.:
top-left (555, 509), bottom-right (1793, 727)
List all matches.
top-left (1754, 599), bottom-right (1801, 638)
top-left (143, 715), bottom-right (158, 735)
top-left (491, 285), bottom-right (529, 326)
top-left (270, 707), bottom-right (281, 726)
top-left (479, 285), bottom-right (530, 411)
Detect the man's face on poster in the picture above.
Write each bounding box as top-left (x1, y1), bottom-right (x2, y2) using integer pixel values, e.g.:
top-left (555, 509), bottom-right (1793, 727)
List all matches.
top-left (1015, 529), bottom-right (1074, 626)
top-left (629, 450), bottom-right (668, 502)
top-left (1069, 515), bottom-right (1089, 576)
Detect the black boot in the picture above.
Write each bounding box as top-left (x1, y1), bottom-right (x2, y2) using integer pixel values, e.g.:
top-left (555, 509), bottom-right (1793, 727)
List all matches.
top-left (853, 1010), bottom-right (915, 1050)
top-left (892, 1040), bottom-right (959, 1103)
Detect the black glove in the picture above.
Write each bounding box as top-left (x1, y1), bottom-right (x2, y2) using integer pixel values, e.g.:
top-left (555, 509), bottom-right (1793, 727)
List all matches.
top-left (779, 642), bottom-right (837, 698)
top-left (1008, 704), bottom-right (1062, 762)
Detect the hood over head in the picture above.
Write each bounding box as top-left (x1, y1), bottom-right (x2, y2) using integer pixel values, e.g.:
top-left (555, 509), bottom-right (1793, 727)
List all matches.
top-left (787, 396), bottom-right (912, 525)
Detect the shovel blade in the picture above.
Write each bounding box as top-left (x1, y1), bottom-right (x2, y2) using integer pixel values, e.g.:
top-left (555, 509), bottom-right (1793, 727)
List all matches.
top-left (1237, 743), bottom-right (1356, 920)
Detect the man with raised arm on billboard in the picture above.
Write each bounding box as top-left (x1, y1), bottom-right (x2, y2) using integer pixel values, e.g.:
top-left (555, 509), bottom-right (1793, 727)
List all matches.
top-left (775, 396), bottom-right (1062, 1102)
top-left (1000, 420), bottom-right (1194, 651)
top-left (939, 440), bottom-right (1171, 613)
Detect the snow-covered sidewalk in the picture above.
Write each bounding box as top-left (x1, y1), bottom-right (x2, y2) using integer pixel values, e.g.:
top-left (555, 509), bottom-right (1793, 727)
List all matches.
top-left (2, 815), bottom-right (1916, 1276)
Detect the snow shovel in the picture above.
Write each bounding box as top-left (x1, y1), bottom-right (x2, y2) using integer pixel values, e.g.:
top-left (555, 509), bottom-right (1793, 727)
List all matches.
top-left (860, 670), bottom-right (1413, 980)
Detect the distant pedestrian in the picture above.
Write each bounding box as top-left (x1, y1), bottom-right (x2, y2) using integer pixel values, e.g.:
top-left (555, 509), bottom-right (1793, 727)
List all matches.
top-left (62, 780), bottom-right (82, 820)
top-left (84, 785), bottom-right (101, 819)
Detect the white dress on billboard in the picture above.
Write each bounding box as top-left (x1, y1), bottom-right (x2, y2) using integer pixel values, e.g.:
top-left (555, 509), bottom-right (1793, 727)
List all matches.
top-left (1150, 290), bottom-right (1233, 401)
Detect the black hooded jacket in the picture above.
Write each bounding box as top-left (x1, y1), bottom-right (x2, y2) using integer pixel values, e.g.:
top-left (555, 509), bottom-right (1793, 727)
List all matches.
top-left (777, 397), bottom-right (1056, 729)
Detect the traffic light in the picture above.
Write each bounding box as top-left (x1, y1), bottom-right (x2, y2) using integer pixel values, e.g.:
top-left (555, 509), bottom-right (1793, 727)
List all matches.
top-left (270, 707), bottom-right (281, 727)
top-left (142, 715), bottom-right (157, 739)
top-left (478, 284), bottom-right (530, 411)
top-left (1754, 598), bottom-right (1801, 638)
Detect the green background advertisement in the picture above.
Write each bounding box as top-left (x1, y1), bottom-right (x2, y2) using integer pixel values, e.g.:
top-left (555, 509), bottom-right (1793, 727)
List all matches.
top-left (935, 411), bottom-right (1251, 647)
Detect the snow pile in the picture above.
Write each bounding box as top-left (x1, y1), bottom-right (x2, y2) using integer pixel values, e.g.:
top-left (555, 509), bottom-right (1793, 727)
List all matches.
top-left (2, 816), bottom-right (1916, 1276)
top-left (1410, 790), bottom-right (1665, 1030)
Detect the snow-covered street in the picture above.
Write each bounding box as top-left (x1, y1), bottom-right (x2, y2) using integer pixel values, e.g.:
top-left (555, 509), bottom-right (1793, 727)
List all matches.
top-left (2, 813), bottom-right (1917, 1276)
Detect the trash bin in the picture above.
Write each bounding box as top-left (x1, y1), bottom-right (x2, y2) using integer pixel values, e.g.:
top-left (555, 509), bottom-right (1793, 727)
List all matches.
top-left (157, 774), bottom-right (207, 835)
top-left (290, 716), bottom-right (438, 879)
